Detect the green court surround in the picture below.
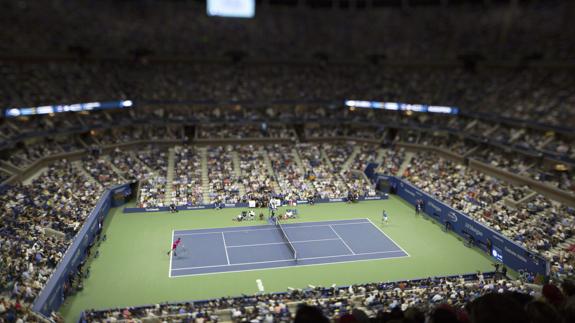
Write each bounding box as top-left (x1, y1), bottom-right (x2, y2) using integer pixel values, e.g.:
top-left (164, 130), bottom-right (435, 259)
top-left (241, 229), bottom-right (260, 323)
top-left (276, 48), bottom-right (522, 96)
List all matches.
top-left (60, 196), bottom-right (495, 322)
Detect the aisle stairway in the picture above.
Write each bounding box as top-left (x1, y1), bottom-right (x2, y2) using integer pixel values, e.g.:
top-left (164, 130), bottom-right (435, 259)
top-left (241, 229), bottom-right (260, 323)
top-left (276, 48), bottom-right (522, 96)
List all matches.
top-left (132, 151), bottom-right (157, 176)
top-left (22, 167), bottom-right (47, 185)
top-left (548, 235), bottom-right (575, 259)
top-left (102, 155), bottom-right (128, 181)
top-left (510, 129), bottom-right (526, 143)
top-left (0, 160), bottom-right (22, 173)
top-left (261, 147), bottom-right (281, 193)
top-left (231, 150), bottom-right (246, 198)
top-left (397, 151), bottom-right (415, 177)
top-left (72, 160), bottom-right (103, 189)
top-left (164, 147), bottom-right (176, 204)
top-left (200, 147), bottom-right (210, 204)
top-left (339, 146), bottom-right (360, 174)
top-left (320, 147), bottom-right (335, 170)
top-left (375, 148), bottom-right (386, 165)
top-left (291, 147), bottom-right (306, 175)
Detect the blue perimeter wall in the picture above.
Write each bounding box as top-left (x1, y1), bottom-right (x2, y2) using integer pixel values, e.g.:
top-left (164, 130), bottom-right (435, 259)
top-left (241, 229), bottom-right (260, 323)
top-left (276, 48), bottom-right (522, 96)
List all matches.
top-left (376, 174), bottom-right (548, 276)
top-left (32, 184), bottom-right (130, 317)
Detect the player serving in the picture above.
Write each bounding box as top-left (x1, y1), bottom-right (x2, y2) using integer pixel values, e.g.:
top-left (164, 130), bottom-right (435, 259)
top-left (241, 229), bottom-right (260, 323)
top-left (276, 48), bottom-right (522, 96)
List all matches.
top-left (167, 237), bottom-right (183, 256)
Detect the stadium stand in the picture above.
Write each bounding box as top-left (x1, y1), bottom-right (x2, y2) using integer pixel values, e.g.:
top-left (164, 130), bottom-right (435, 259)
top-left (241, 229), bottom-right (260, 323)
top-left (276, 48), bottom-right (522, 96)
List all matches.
top-left (0, 64), bottom-right (574, 129)
top-left (206, 145), bottom-right (242, 204)
top-left (0, 159), bottom-right (102, 321)
top-left (1, 1), bottom-right (575, 322)
top-left (79, 273), bottom-right (559, 323)
top-left (171, 145), bottom-right (205, 206)
top-left (235, 144), bottom-right (277, 206)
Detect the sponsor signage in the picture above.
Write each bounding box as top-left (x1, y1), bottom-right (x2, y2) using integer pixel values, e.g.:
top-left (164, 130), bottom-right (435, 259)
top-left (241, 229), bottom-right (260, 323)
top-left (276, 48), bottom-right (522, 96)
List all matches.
top-left (388, 176), bottom-right (547, 275)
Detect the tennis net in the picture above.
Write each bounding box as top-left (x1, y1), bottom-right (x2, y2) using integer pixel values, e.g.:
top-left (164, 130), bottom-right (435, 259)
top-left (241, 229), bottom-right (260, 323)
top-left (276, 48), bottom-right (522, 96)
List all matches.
top-left (274, 218), bottom-right (297, 261)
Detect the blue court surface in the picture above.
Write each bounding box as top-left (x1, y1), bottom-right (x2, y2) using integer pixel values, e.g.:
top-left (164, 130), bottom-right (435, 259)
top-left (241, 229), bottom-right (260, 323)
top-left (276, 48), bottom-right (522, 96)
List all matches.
top-left (169, 218), bottom-right (409, 277)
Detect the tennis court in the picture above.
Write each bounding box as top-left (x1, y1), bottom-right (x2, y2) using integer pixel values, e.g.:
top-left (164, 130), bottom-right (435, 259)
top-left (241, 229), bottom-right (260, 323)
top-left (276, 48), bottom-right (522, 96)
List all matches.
top-left (170, 218), bottom-right (409, 277)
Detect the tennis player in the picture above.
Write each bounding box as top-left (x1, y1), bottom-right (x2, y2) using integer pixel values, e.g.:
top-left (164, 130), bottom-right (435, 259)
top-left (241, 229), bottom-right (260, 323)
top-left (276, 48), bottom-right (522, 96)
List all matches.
top-left (167, 237), bottom-right (182, 256)
top-left (382, 210), bottom-right (389, 225)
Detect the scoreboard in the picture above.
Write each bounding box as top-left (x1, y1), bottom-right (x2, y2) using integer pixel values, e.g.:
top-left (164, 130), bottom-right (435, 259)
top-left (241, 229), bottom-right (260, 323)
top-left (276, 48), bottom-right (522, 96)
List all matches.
top-left (208, 0), bottom-right (255, 18)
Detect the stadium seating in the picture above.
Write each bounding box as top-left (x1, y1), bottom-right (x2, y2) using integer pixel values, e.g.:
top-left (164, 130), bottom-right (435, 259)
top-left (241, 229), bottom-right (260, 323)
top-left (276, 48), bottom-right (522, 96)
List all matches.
top-left (1, 2), bottom-right (575, 319)
top-left (1, 64), bottom-right (574, 129)
top-left (172, 146), bottom-right (204, 206)
top-left (0, 160), bottom-right (102, 320)
top-left (1, 1), bottom-right (574, 61)
top-left (404, 152), bottom-right (575, 274)
top-left (79, 273), bottom-right (547, 323)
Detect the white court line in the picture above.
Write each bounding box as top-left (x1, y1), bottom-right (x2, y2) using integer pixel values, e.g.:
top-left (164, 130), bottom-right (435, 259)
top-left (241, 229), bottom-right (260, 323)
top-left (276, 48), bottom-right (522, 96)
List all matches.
top-left (174, 220), bottom-right (370, 236)
top-left (365, 218), bottom-right (411, 257)
top-left (171, 254), bottom-right (410, 278)
top-left (171, 250), bottom-right (404, 271)
top-left (173, 258), bottom-right (293, 270)
top-left (176, 231), bottom-right (225, 237)
top-left (221, 232), bottom-right (231, 265)
top-left (172, 250), bottom-right (405, 274)
top-left (226, 241), bottom-right (290, 248)
top-left (169, 218), bottom-right (410, 278)
top-left (291, 238), bottom-right (341, 244)
top-left (328, 225), bottom-right (356, 255)
top-left (168, 230), bottom-right (174, 278)
top-left (225, 238), bottom-right (341, 249)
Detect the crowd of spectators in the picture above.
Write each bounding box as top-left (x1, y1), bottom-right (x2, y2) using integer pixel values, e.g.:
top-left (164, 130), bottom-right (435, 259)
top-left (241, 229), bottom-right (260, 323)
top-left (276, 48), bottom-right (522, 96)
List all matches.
top-left (1, 0), bottom-right (573, 61)
top-left (92, 126), bottom-right (179, 147)
top-left (1, 114), bottom-right (571, 204)
top-left (374, 149), bottom-right (406, 177)
top-left (198, 125), bottom-right (295, 140)
top-left (87, 141), bottom-right (389, 208)
top-left (109, 148), bottom-right (151, 183)
top-left (323, 143), bottom-right (355, 172)
top-left (0, 105), bottom-right (573, 183)
top-left (343, 144), bottom-right (394, 197)
top-left (1, 139), bottom-right (65, 169)
top-left (305, 125), bottom-right (346, 139)
top-left (206, 145), bottom-right (241, 204)
top-left (172, 146), bottom-right (204, 206)
top-left (1, 62), bottom-right (575, 130)
top-left (403, 152), bottom-right (575, 276)
top-left (80, 156), bottom-right (125, 188)
top-left (267, 144), bottom-right (311, 202)
top-left (109, 147), bottom-right (171, 209)
top-left (79, 272), bottom-right (575, 323)
top-left (348, 144), bottom-right (380, 173)
top-left (465, 144), bottom-right (574, 193)
top-left (298, 143), bottom-right (349, 199)
top-left (0, 159), bottom-right (102, 321)
top-left (2, 151), bottom-right (575, 322)
top-left (305, 125), bottom-right (383, 140)
top-left (236, 145), bottom-right (276, 206)
top-left (1, 1), bottom-right (575, 320)
top-left (0, 125), bottom-right (573, 321)
top-left (390, 129), bottom-right (574, 195)
top-left (135, 145), bottom-right (169, 208)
